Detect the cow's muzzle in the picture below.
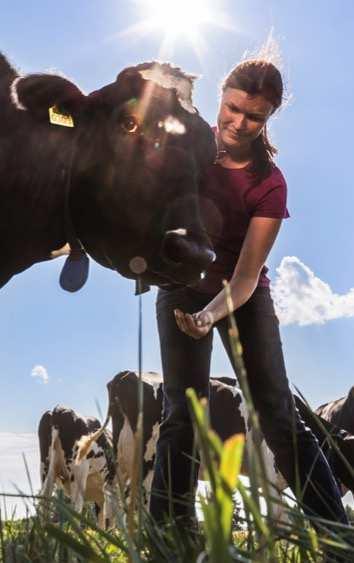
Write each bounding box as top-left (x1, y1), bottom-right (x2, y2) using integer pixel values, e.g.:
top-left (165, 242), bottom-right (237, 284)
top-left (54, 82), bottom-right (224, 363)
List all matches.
top-left (161, 229), bottom-right (215, 274)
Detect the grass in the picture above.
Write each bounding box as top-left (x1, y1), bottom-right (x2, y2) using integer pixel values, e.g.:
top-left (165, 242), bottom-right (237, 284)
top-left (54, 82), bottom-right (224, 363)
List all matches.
top-left (2, 284), bottom-right (354, 561)
top-left (1, 458), bottom-right (354, 562)
top-left (2, 406), bottom-right (354, 563)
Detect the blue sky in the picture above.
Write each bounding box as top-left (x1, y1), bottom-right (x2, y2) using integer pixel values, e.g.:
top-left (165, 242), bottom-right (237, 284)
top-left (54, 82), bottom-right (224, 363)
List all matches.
top-left (1, 0), bottom-right (354, 505)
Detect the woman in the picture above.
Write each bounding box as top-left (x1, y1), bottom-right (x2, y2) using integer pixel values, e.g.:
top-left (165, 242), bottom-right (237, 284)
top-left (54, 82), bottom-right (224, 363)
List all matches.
top-left (150, 59), bottom-right (347, 527)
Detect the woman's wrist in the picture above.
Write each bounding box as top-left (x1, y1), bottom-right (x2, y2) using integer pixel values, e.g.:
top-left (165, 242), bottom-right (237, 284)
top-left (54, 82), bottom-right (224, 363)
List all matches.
top-left (198, 309), bottom-right (215, 327)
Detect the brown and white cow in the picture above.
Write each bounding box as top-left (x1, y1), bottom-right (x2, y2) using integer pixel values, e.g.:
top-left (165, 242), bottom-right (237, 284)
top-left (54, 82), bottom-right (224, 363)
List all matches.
top-left (38, 405), bottom-right (116, 528)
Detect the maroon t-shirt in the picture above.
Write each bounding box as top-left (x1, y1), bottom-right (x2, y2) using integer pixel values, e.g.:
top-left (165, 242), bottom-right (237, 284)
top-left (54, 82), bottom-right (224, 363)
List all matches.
top-left (194, 162), bottom-right (289, 295)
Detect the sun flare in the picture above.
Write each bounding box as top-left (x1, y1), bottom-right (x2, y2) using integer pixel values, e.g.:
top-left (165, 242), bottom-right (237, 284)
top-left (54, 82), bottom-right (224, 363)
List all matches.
top-left (122, 0), bottom-right (231, 60)
top-left (140, 0), bottom-right (214, 39)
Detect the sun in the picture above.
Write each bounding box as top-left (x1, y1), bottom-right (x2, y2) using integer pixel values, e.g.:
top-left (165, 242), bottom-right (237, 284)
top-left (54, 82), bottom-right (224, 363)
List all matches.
top-left (140, 0), bottom-right (214, 39)
top-left (122, 0), bottom-right (231, 59)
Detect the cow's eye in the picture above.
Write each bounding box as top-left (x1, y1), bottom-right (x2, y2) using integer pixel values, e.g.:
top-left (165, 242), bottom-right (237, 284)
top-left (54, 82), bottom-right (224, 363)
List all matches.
top-left (121, 115), bottom-right (139, 134)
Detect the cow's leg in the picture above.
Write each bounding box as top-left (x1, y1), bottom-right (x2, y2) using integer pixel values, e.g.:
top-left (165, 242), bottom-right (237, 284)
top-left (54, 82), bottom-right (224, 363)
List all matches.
top-left (94, 502), bottom-right (105, 529)
top-left (102, 481), bottom-right (117, 529)
top-left (258, 439), bottom-right (290, 524)
top-left (70, 460), bottom-right (90, 515)
top-left (141, 421), bottom-right (160, 506)
top-left (39, 429), bottom-right (58, 498)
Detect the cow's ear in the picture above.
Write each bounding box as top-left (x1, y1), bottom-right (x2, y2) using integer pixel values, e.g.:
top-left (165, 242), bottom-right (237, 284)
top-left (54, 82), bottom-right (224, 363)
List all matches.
top-left (87, 67), bottom-right (143, 110)
top-left (11, 74), bottom-right (86, 123)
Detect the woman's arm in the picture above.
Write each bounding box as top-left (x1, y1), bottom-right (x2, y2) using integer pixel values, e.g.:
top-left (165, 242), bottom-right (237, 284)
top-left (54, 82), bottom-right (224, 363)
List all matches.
top-left (175, 217), bottom-right (282, 338)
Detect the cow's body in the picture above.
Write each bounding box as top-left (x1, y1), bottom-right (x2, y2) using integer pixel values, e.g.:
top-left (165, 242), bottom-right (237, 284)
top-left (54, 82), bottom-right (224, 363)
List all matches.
top-left (38, 406), bottom-right (116, 528)
top-left (106, 373), bottom-right (283, 503)
top-left (295, 394), bottom-right (354, 496)
top-left (107, 371), bottom-right (163, 502)
top-left (315, 387), bottom-right (354, 435)
top-left (105, 372), bottom-right (354, 506)
top-left (0, 54), bottom-right (215, 290)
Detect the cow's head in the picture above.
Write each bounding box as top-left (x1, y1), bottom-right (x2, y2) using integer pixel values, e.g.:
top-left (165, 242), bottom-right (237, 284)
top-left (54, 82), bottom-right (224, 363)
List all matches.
top-left (12, 62), bottom-right (216, 287)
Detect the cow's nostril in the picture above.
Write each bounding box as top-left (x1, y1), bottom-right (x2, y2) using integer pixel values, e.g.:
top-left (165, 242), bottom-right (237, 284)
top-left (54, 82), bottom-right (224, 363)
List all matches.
top-left (162, 231), bottom-right (215, 270)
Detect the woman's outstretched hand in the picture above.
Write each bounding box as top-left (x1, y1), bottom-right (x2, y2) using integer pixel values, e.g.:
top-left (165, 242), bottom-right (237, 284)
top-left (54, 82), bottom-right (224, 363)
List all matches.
top-left (174, 309), bottom-right (214, 339)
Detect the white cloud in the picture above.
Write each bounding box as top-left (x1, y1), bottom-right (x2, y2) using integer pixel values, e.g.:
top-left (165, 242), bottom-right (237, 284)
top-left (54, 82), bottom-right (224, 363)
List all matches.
top-left (31, 365), bottom-right (49, 384)
top-left (271, 256), bottom-right (354, 326)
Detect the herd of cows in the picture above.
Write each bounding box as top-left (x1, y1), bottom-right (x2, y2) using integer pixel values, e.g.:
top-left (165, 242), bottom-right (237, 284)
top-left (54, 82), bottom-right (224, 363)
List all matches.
top-left (1, 51), bottom-right (353, 527)
top-left (38, 371), bottom-right (354, 528)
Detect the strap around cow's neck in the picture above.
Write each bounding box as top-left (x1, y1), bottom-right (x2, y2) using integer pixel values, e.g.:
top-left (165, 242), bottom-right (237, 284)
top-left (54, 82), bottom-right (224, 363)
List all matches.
top-left (59, 147), bottom-right (89, 292)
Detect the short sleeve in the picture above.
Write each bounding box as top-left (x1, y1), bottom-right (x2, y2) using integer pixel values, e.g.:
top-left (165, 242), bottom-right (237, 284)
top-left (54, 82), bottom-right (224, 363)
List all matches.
top-left (251, 169), bottom-right (290, 219)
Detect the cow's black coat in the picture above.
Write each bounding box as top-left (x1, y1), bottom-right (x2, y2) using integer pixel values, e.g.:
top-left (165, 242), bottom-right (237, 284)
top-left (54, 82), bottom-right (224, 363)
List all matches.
top-left (0, 55), bottom-right (215, 288)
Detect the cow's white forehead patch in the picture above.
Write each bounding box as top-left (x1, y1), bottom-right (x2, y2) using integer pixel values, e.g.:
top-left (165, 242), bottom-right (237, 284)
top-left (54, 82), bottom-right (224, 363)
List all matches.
top-left (139, 67), bottom-right (196, 114)
top-left (10, 76), bottom-right (27, 111)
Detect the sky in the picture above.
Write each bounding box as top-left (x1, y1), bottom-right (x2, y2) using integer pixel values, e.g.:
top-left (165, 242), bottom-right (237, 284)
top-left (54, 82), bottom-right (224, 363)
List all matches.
top-left (1, 0), bottom-right (354, 513)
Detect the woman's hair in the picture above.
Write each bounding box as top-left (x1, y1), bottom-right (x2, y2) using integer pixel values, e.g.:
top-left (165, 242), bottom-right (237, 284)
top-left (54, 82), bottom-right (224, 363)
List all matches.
top-left (221, 59), bottom-right (283, 182)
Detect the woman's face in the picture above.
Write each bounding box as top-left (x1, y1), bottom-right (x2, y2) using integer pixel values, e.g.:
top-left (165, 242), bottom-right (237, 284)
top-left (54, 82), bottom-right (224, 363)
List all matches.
top-left (217, 87), bottom-right (273, 153)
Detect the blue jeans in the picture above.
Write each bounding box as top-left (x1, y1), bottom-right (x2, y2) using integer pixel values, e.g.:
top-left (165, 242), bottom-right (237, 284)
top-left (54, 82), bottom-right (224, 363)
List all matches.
top-left (150, 286), bottom-right (347, 525)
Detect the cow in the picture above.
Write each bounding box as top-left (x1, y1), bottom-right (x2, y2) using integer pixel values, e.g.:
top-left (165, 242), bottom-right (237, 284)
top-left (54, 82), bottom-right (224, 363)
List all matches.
top-left (315, 387), bottom-right (354, 435)
top-left (0, 53), bottom-right (216, 291)
top-left (38, 405), bottom-right (116, 528)
top-left (294, 394), bottom-right (354, 497)
top-left (106, 371), bottom-right (163, 504)
top-left (100, 372), bottom-right (354, 512)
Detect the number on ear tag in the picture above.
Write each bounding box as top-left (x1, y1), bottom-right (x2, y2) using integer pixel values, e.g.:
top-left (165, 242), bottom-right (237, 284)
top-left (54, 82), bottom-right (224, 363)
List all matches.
top-left (49, 106), bottom-right (74, 128)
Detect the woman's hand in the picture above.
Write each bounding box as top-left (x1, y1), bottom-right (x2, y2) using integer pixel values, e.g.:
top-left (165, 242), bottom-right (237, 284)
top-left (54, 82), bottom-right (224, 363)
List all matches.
top-left (174, 309), bottom-right (214, 339)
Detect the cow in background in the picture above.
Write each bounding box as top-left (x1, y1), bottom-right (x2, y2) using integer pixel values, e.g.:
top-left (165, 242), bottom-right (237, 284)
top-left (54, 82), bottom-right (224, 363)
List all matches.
top-left (107, 371), bottom-right (163, 502)
top-left (295, 395), bottom-right (354, 497)
top-left (0, 53), bottom-right (215, 291)
top-left (38, 406), bottom-right (116, 528)
top-left (315, 387), bottom-right (354, 435)
top-left (103, 372), bottom-right (354, 507)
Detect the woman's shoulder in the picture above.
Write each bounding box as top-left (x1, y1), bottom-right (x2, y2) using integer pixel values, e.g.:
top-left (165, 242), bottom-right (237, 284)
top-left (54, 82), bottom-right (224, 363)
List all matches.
top-left (266, 163), bottom-right (287, 188)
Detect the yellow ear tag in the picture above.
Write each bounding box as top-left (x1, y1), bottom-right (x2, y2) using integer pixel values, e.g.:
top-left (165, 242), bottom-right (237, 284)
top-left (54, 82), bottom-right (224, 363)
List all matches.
top-left (49, 106), bottom-right (74, 128)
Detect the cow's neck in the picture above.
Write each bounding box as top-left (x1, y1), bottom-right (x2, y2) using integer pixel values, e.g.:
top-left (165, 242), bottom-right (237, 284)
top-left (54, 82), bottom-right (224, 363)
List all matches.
top-left (0, 125), bottom-right (78, 286)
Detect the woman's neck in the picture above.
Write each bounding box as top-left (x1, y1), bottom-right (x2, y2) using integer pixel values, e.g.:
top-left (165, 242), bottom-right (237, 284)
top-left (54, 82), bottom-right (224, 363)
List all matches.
top-left (215, 132), bottom-right (253, 169)
top-left (216, 148), bottom-right (252, 169)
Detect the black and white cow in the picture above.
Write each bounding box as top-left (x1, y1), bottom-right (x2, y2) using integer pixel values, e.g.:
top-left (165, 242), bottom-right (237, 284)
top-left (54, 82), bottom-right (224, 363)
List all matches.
top-left (102, 372), bottom-right (354, 506)
top-left (295, 395), bottom-right (354, 496)
top-left (106, 371), bottom-right (163, 502)
top-left (315, 387), bottom-right (354, 435)
top-left (0, 53), bottom-right (215, 291)
top-left (38, 405), bottom-right (116, 528)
